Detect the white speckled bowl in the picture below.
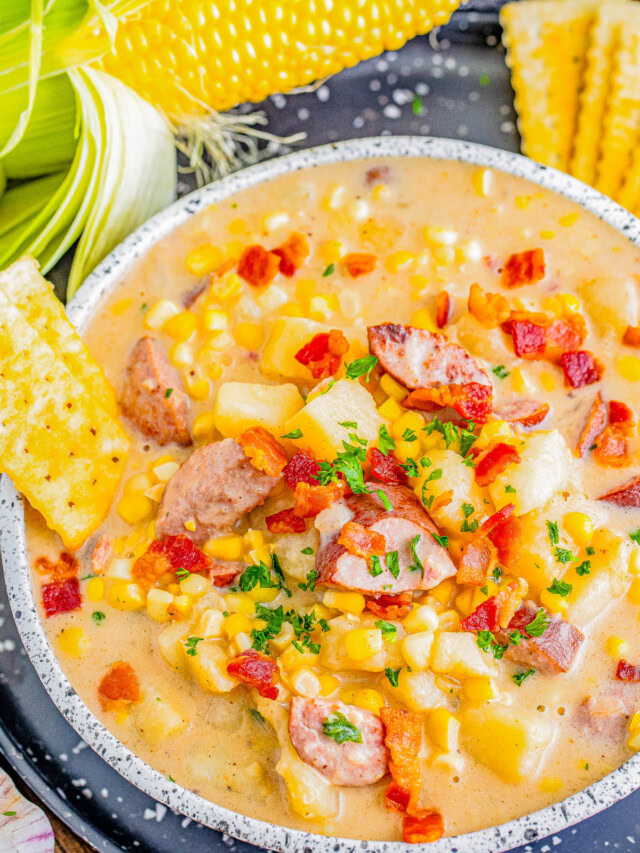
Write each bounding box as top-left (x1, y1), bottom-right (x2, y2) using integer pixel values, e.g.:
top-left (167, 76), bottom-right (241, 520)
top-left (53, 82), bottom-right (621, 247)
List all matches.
top-left (2, 136), bottom-right (640, 853)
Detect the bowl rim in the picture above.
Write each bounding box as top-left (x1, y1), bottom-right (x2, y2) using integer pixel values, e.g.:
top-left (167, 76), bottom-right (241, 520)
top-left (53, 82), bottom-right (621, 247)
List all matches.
top-left (2, 134), bottom-right (640, 853)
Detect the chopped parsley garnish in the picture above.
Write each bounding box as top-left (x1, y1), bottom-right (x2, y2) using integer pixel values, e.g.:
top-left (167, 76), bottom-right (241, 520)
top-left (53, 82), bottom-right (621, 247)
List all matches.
top-left (431, 531), bottom-right (449, 548)
top-left (505, 485), bottom-right (516, 493)
top-left (480, 585), bottom-right (489, 596)
top-left (630, 530), bottom-right (640, 545)
top-left (281, 428), bottom-right (303, 439)
top-left (374, 488), bottom-right (393, 511)
top-left (509, 630), bottom-right (522, 645)
top-left (378, 424), bottom-right (396, 456)
top-left (185, 636), bottom-right (204, 656)
top-left (385, 667), bottom-right (401, 687)
top-left (345, 354), bottom-right (378, 381)
top-left (175, 568), bottom-right (191, 580)
top-left (402, 458), bottom-right (419, 477)
top-left (546, 520), bottom-right (559, 545)
top-left (298, 569), bottom-right (318, 591)
top-left (402, 428), bottom-right (417, 442)
top-left (512, 668), bottom-right (535, 686)
top-left (554, 547), bottom-right (574, 564)
top-left (462, 502), bottom-right (475, 519)
top-left (323, 712), bottom-right (363, 744)
top-left (419, 456), bottom-right (432, 468)
top-left (575, 560), bottom-right (591, 576)
top-left (80, 573), bottom-right (97, 581)
top-left (369, 555), bottom-right (383, 577)
top-left (425, 468), bottom-right (443, 484)
top-left (525, 608), bottom-right (550, 637)
top-left (239, 554), bottom-right (290, 597)
top-left (386, 550), bottom-right (400, 579)
top-left (91, 610), bottom-right (106, 625)
top-left (376, 620), bottom-right (398, 642)
top-left (339, 421), bottom-right (358, 429)
top-left (270, 552), bottom-right (291, 597)
top-left (322, 263), bottom-right (335, 277)
top-left (546, 578), bottom-right (573, 597)
top-left (3, 811), bottom-right (17, 817)
top-left (492, 566), bottom-right (503, 584)
top-left (249, 707), bottom-right (266, 725)
top-left (251, 604), bottom-right (288, 653)
top-left (412, 93), bottom-right (423, 115)
top-left (408, 534), bottom-right (423, 574)
top-left (291, 610), bottom-right (322, 654)
top-left (586, 545), bottom-right (595, 556)
top-left (301, 546), bottom-right (314, 555)
top-left (164, 387), bottom-right (173, 398)
top-left (492, 365), bottom-right (510, 379)
top-left (477, 630), bottom-right (507, 659)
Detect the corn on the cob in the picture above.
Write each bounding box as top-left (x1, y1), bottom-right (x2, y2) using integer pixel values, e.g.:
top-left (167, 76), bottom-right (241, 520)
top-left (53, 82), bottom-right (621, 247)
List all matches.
top-left (90, 0), bottom-right (461, 118)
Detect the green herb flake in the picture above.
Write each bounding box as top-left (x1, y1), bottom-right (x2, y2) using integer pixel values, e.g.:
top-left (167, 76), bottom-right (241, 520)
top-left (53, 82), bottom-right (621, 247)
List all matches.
top-left (462, 503), bottom-right (475, 519)
top-left (91, 610), bottom-right (106, 625)
top-left (402, 428), bottom-right (417, 442)
top-left (480, 585), bottom-right (489, 596)
top-left (512, 668), bottom-right (535, 686)
top-left (509, 630), bottom-right (522, 646)
top-left (476, 630), bottom-right (507, 659)
top-left (546, 578), bottom-right (573, 597)
top-left (630, 530), bottom-right (640, 545)
top-left (385, 667), bottom-right (401, 687)
top-left (185, 636), bottom-right (204, 656)
top-left (586, 546), bottom-right (595, 555)
top-left (554, 547), bottom-right (574, 564)
top-left (505, 485), bottom-right (516, 494)
top-left (402, 458), bottom-right (419, 477)
top-left (386, 550), bottom-right (400, 579)
top-left (525, 609), bottom-right (550, 637)
top-left (575, 560), bottom-right (591, 576)
top-left (408, 534), bottom-right (423, 574)
top-left (298, 569), bottom-right (318, 592)
top-left (281, 428), bottom-right (303, 439)
top-left (339, 421), bottom-right (358, 429)
top-left (3, 811), bottom-right (17, 817)
top-left (546, 520), bottom-right (559, 545)
top-left (369, 555), bottom-right (383, 577)
top-left (412, 94), bottom-right (423, 115)
top-left (374, 488), bottom-right (393, 511)
top-left (492, 566), bottom-right (503, 583)
top-left (322, 263), bottom-right (335, 277)
top-left (301, 546), bottom-right (314, 555)
top-left (376, 619), bottom-right (398, 642)
top-left (249, 707), bottom-right (266, 725)
top-left (431, 531), bottom-right (449, 548)
top-left (345, 354), bottom-right (378, 382)
top-left (164, 387), bottom-right (173, 398)
top-left (378, 424), bottom-right (396, 456)
top-left (479, 73), bottom-right (490, 86)
top-left (175, 568), bottom-right (191, 580)
top-left (322, 711), bottom-right (363, 744)
top-left (492, 365), bottom-right (510, 379)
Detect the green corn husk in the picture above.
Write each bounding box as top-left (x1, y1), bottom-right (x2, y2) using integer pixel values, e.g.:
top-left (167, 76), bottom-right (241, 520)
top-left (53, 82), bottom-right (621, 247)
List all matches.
top-left (0, 171), bottom-right (66, 237)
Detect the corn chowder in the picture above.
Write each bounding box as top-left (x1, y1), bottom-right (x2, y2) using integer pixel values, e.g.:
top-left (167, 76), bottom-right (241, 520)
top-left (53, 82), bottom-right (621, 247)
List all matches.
top-left (26, 158), bottom-right (640, 843)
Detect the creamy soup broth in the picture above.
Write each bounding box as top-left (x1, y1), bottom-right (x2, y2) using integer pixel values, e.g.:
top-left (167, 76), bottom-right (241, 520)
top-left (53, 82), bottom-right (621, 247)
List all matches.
top-left (25, 157), bottom-right (640, 841)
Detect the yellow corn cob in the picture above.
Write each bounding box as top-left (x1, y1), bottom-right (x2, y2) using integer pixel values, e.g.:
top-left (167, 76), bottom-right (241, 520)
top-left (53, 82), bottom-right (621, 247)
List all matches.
top-left (91, 0), bottom-right (461, 118)
top-left (501, 0), bottom-right (595, 171)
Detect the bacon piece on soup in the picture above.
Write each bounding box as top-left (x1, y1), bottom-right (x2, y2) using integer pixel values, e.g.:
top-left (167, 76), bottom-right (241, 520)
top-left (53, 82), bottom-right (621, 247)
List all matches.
top-left (209, 561), bottom-right (242, 587)
top-left (599, 475), bottom-right (640, 507)
top-left (616, 659), bottom-right (640, 682)
top-left (288, 697), bottom-right (388, 786)
top-left (576, 392), bottom-right (606, 457)
top-left (460, 581), bottom-right (526, 632)
top-left (120, 336), bottom-right (191, 446)
top-left (42, 577), bottom-right (81, 617)
top-left (544, 314), bottom-right (586, 362)
top-left (501, 248), bottom-right (545, 288)
top-left (294, 329), bottom-right (349, 379)
top-left (506, 319), bottom-right (547, 359)
top-left (237, 244), bottom-right (281, 287)
top-left (293, 480), bottom-right (345, 518)
top-left (474, 504), bottom-right (516, 541)
top-left (98, 661), bottom-right (140, 711)
top-left (133, 534), bottom-right (213, 588)
top-left (487, 511), bottom-right (522, 567)
top-left (338, 521), bottom-right (387, 559)
top-left (404, 382), bottom-right (493, 424)
top-left (90, 535), bottom-right (114, 575)
top-left (380, 706), bottom-right (423, 814)
top-left (315, 484), bottom-right (456, 594)
top-left (457, 539), bottom-right (491, 585)
top-left (495, 399), bottom-right (550, 428)
top-left (402, 812), bottom-right (445, 844)
top-left (561, 350), bottom-right (603, 388)
top-left (283, 451), bottom-right (321, 488)
top-left (468, 283), bottom-right (511, 328)
top-left (227, 649), bottom-right (279, 699)
top-left (368, 446), bottom-right (408, 485)
top-left (365, 592), bottom-right (413, 620)
top-left (156, 439), bottom-right (281, 544)
top-left (609, 400), bottom-right (634, 426)
top-left (237, 427), bottom-right (288, 477)
top-left (435, 291), bottom-right (451, 329)
top-left (498, 601), bottom-right (584, 674)
top-left (35, 551), bottom-right (78, 580)
top-left (623, 325), bottom-right (640, 347)
top-left (575, 695), bottom-right (628, 738)
top-left (365, 165), bottom-right (391, 185)
top-left (594, 428), bottom-right (629, 467)
top-left (272, 232), bottom-right (310, 276)
top-left (265, 508), bottom-right (307, 534)
top-left (474, 442), bottom-right (520, 487)
top-left (342, 252), bottom-right (378, 277)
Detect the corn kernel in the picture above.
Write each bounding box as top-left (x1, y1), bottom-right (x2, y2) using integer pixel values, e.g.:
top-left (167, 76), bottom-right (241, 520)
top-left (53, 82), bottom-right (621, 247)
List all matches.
top-left (630, 711), bottom-right (640, 732)
top-left (393, 439), bottom-right (415, 464)
top-left (371, 183), bottom-right (391, 201)
top-left (629, 578), bottom-right (640, 605)
top-left (169, 342), bottom-right (194, 368)
top-left (179, 573), bottom-right (209, 597)
top-left (280, 643), bottom-right (320, 672)
top-left (391, 411), bottom-right (425, 439)
top-left (439, 609), bottom-right (461, 631)
top-left (319, 240), bottom-right (342, 265)
top-left (86, 577), bottom-right (106, 602)
top-left (106, 558), bottom-right (133, 581)
top-left (558, 293), bottom-right (580, 312)
top-left (403, 604), bottom-right (439, 633)
top-left (454, 587), bottom-right (476, 618)
top-left (229, 632), bottom-right (252, 655)
top-left (185, 244), bottom-right (223, 275)
top-left (340, 686), bottom-right (358, 704)
top-left (559, 212), bottom-right (580, 227)
top-left (116, 493), bottom-right (154, 525)
top-left (245, 585), bottom-right (280, 603)
top-left (204, 534), bottom-right (245, 561)
top-left (424, 226), bottom-right (457, 246)
top-left (430, 579), bottom-right (455, 608)
top-left (144, 299), bottom-right (179, 330)
top-left (510, 367), bottom-right (536, 395)
top-left (167, 583), bottom-right (181, 595)
top-left (606, 636), bottom-right (628, 657)
top-left (208, 273), bottom-right (242, 304)
top-left (472, 167), bottom-right (493, 197)
top-left (243, 529), bottom-right (265, 550)
top-left (227, 217), bottom-right (246, 236)
top-left (224, 612), bottom-right (252, 639)
top-left (125, 473), bottom-right (154, 494)
top-left (58, 627), bottom-right (88, 658)
top-left (401, 631), bottom-right (434, 670)
top-left (322, 184), bottom-right (346, 210)
top-left (457, 240), bottom-right (483, 263)
top-left (539, 776), bottom-right (563, 793)
top-left (540, 230), bottom-right (556, 240)
top-left (151, 461), bottom-right (179, 484)
top-left (380, 373), bottom-right (407, 401)
top-left (290, 667), bottom-right (321, 698)
top-left (308, 294), bottom-right (336, 322)
top-left (223, 593), bottom-right (255, 617)
top-left (410, 307), bottom-right (437, 332)
top-left (270, 621), bottom-right (295, 653)
top-left (421, 431), bottom-right (445, 451)
top-left (539, 371), bottom-right (557, 392)
top-left (111, 297), bottom-right (133, 316)
top-left (629, 546), bottom-right (640, 575)
top-left (233, 322), bottom-right (265, 351)
top-left (344, 628), bottom-right (383, 661)
top-left (462, 676), bottom-right (497, 704)
top-left (628, 729), bottom-right (640, 751)
top-left (617, 356), bottom-right (640, 382)
top-left (279, 301), bottom-right (304, 317)
top-left (377, 397), bottom-right (404, 422)
top-left (146, 588), bottom-right (174, 623)
top-left (540, 588), bottom-right (569, 616)
top-left (515, 195), bottom-right (531, 209)
top-left (197, 609), bottom-right (224, 638)
top-left (164, 310), bottom-right (198, 342)
top-left (144, 482), bottom-right (165, 503)
top-left (323, 590), bottom-right (365, 615)
top-left (385, 251), bottom-right (415, 273)
top-left (352, 688), bottom-right (385, 715)
top-left (476, 419), bottom-right (512, 449)
top-left (201, 309), bottom-right (228, 333)
top-left (563, 512), bottom-right (593, 548)
top-left (261, 211), bottom-right (289, 233)
top-left (426, 708), bottom-right (460, 752)
top-left (108, 582), bottom-right (145, 611)
top-left (193, 411), bottom-right (217, 442)
top-left (184, 519), bottom-right (196, 532)
top-left (318, 673), bottom-right (340, 696)
top-left (173, 594), bottom-right (192, 617)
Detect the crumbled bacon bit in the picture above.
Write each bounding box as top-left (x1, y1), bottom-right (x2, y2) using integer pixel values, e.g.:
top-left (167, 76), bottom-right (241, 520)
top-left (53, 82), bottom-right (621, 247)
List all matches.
top-left (616, 659), bottom-right (640, 682)
top-left (431, 489), bottom-right (454, 512)
top-left (238, 426), bottom-right (288, 477)
top-left (609, 400), bottom-right (634, 427)
top-left (496, 399), bottom-right (549, 428)
top-left (544, 315), bottom-right (586, 362)
top-left (209, 562), bottom-right (241, 588)
top-left (265, 508), bottom-right (307, 534)
top-left (35, 551), bottom-right (78, 580)
top-left (435, 291), bottom-right (451, 329)
top-left (380, 707), bottom-right (423, 816)
top-left (560, 350), bottom-right (602, 388)
top-left (366, 592), bottom-right (413, 620)
top-left (474, 442), bottom-right (521, 487)
top-left (98, 661), bottom-right (140, 711)
top-left (283, 451), bottom-right (321, 488)
top-left (293, 480), bottom-right (345, 517)
top-left (467, 283), bottom-right (511, 328)
top-left (474, 504), bottom-right (515, 540)
top-left (507, 319), bottom-right (547, 359)
top-left (594, 427), bottom-right (629, 467)
top-left (461, 580), bottom-right (526, 632)
top-left (133, 535), bottom-right (212, 589)
top-left (338, 521), bottom-right (387, 559)
top-left (342, 252), bottom-right (378, 278)
top-left (272, 232), bottom-right (310, 276)
top-left (42, 577), bottom-right (81, 617)
top-left (403, 382), bottom-right (493, 424)
top-left (623, 325), bottom-right (640, 347)
top-left (227, 649), bottom-right (279, 699)
top-left (367, 446), bottom-right (408, 485)
top-left (576, 393), bottom-right (606, 457)
top-left (457, 539), bottom-right (491, 586)
top-left (237, 244), bottom-right (281, 287)
top-left (294, 329), bottom-right (349, 379)
top-left (91, 535), bottom-right (114, 575)
top-left (501, 248), bottom-right (545, 288)
top-left (402, 811), bottom-right (445, 844)
top-left (487, 512), bottom-right (522, 567)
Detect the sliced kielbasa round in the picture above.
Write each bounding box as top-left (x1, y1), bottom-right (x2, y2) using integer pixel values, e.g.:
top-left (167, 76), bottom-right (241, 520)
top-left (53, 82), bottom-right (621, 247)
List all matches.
top-left (496, 601), bottom-right (584, 675)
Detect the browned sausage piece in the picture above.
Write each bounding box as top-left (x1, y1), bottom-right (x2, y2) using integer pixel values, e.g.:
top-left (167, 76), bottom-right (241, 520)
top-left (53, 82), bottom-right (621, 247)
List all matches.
top-left (120, 336), bottom-right (191, 446)
top-left (368, 323), bottom-right (491, 391)
top-left (288, 697), bottom-right (388, 786)
top-left (576, 392), bottom-right (606, 457)
top-left (496, 601), bottom-right (584, 675)
top-left (599, 475), bottom-right (640, 507)
top-left (573, 695), bottom-right (629, 738)
top-left (315, 483), bottom-right (456, 594)
top-left (495, 399), bottom-right (550, 428)
top-left (156, 438), bottom-right (281, 545)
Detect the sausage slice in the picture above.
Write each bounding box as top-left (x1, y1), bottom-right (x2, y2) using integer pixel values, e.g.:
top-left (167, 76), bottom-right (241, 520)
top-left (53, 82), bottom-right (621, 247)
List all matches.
top-left (315, 483), bottom-right (456, 594)
top-left (120, 336), bottom-right (191, 446)
top-left (368, 323), bottom-right (491, 390)
top-left (156, 438), bottom-right (281, 545)
top-left (599, 475), bottom-right (640, 507)
top-left (288, 697), bottom-right (388, 786)
top-left (495, 399), bottom-right (550, 428)
top-left (496, 601), bottom-right (584, 674)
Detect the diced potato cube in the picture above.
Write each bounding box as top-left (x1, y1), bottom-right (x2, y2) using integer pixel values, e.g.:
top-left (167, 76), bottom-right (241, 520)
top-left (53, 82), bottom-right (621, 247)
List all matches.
top-left (461, 704), bottom-right (555, 784)
top-left (261, 317), bottom-right (333, 382)
top-left (489, 431), bottom-right (572, 517)
top-left (187, 640), bottom-right (236, 693)
top-left (579, 275), bottom-right (639, 334)
top-left (396, 668), bottom-right (446, 713)
top-left (157, 622), bottom-right (190, 675)
top-left (414, 449), bottom-right (486, 535)
top-left (452, 313), bottom-right (509, 362)
top-left (213, 381), bottom-right (304, 438)
top-left (319, 615), bottom-right (385, 672)
top-left (133, 692), bottom-right (187, 746)
top-left (564, 529), bottom-right (632, 627)
top-left (426, 708), bottom-right (460, 752)
top-left (401, 631), bottom-right (434, 670)
top-left (197, 608), bottom-right (225, 638)
top-left (266, 528), bottom-right (318, 582)
top-left (431, 632), bottom-right (498, 678)
top-left (282, 379), bottom-right (385, 460)
top-left (146, 588), bottom-right (174, 623)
